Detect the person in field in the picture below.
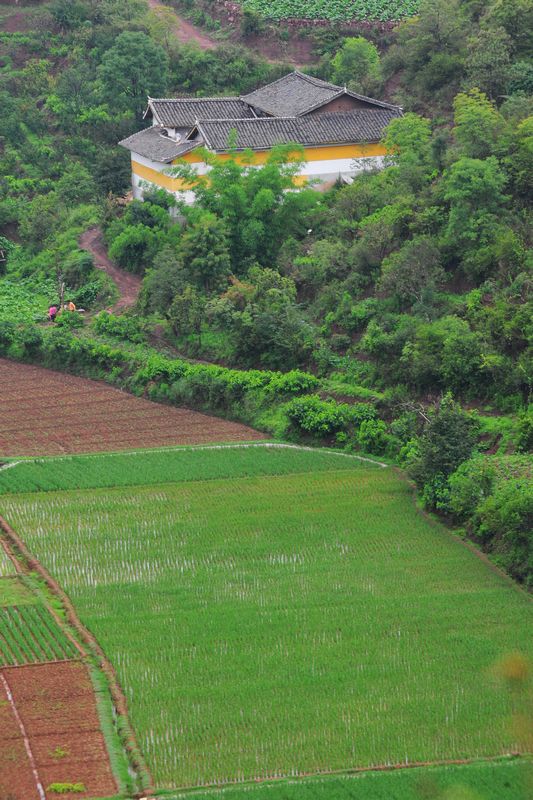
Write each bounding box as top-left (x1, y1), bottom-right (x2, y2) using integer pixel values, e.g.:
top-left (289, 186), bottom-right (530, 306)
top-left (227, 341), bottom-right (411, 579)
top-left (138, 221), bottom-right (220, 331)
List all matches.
top-left (48, 305), bottom-right (58, 322)
top-left (67, 300), bottom-right (76, 312)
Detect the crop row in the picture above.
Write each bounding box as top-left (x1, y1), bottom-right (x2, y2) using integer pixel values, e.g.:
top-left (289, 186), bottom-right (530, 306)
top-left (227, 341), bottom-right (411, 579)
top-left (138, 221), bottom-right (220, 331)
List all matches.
top-left (0, 603), bottom-right (78, 666)
top-left (242, 0), bottom-right (420, 22)
top-left (3, 468), bottom-right (532, 785)
top-left (0, 444), bottom-right (368, 495)
top-left (0, 545), bottom-right (15, 576)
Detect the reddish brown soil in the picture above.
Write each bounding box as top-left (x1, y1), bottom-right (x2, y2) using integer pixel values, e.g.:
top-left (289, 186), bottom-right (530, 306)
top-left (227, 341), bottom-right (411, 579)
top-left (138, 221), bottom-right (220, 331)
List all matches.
top-left (79, 226), bottom-right (142, 313)
top-left (148, 0), bottom-right (218, 49)
top-left (1, 661), bottom-right (118, 800)
top-left (0, 358), bottom-right (265, 456)
top-left (2, 12), bottom-right (31, 32)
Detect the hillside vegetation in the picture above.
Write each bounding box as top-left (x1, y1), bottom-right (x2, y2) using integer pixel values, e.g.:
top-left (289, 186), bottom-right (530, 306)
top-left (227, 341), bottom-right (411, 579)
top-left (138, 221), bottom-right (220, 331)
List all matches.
top-left (0, 0), bottom-right (531, 591)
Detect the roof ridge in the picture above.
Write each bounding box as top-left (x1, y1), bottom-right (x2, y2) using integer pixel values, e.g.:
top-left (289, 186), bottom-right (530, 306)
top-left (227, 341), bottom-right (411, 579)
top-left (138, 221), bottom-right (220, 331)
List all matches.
top-left (241, 72), bottom-right (294, 98)
top-left (293, 70), bottom-right (341, 91)
top-left (149, 96), bottom-right (245, 103)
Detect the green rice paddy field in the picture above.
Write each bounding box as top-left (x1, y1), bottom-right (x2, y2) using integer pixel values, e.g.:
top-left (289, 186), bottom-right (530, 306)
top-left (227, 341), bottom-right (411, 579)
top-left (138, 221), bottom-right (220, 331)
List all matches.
top-left (1, 446), bottom-right (531, 792)
top-left (166, 759), bottom-right (532, 799)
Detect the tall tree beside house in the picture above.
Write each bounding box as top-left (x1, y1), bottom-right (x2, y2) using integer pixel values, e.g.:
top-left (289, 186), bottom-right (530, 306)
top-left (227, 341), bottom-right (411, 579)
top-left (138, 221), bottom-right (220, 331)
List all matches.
top-left (331, 37), bottom-right (382, 95)
top-left (98, 31), bottom-right (169, 122)
top-left (178, 213), bottom-right (232, 294)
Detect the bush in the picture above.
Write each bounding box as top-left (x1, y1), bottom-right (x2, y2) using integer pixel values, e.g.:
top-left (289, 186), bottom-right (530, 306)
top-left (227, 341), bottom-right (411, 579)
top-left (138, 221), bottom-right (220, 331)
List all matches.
top-left (477, 480), bottom-right (532, 586)
top-left (55, 311), bottom-right (84, 329)
top-left (515, 407), bottom-right (533, 453)
top-left (286, 395), bottom-right (376, 438)
top-left (108, 224), bottom-right (159, 274)
top-left (357, 419), bottom-right (390, 455)
top-left (93, 312), bottom-right (146, 344)
top-left (449, 455), bottom-right (533, 587)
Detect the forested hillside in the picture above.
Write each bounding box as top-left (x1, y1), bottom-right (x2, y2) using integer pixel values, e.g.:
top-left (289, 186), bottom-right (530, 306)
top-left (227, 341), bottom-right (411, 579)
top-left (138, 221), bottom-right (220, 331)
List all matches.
top-left (0, 0), bottom-right (531, 586)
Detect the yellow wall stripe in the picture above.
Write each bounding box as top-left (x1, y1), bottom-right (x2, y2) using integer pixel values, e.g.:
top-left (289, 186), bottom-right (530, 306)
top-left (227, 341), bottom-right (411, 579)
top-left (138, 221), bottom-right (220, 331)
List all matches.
top-left (132, 160), bottom-right (194, 191)
top-left (172, 143), bottom-right (388, 166)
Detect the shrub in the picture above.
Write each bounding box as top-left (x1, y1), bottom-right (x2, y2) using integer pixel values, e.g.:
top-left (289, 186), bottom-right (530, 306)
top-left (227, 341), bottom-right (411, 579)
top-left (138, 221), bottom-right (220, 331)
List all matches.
top-left (286, 396), bottom-right (376, 438)
top-left (55, 311), bottom-right (84, 329)
top-left (93, 312), bottom-right (146, 344)
top-left (357, 419), bottom-right (389, 455)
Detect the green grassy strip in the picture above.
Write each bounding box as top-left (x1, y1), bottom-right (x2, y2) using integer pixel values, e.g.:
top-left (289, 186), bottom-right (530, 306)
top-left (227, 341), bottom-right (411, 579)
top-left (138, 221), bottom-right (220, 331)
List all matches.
top-left (0, 544), bottom-right (15, 576)
top-left (161, 757), bottom-right (532, 800)
top-left (89, 664), bottom-right (138, 798)
top-left (0, 444), bottom-right (372, 495)
top-left (0, 576), bottom-right (36, 606)
top-left (241, 0), bottom-right (420, 22)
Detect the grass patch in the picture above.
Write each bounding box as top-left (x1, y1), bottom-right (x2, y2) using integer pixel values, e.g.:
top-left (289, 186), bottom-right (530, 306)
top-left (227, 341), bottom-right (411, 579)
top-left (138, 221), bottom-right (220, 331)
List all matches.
top-left (3, 464), bottom-right (532, 788)
top-left (0, 443), bottom-right (374, 494)
top-left (0, 544), bottom-right (16, 577)
top-left (0, 576), bottom-right (35, 606)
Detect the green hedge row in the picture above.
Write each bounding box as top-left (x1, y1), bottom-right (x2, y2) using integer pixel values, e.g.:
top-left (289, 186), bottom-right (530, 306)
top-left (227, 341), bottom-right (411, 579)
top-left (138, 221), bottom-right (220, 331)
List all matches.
top-left (0, 322), bottom-right (397, 453)
top-left (0, 322), bottom-right (320, 420)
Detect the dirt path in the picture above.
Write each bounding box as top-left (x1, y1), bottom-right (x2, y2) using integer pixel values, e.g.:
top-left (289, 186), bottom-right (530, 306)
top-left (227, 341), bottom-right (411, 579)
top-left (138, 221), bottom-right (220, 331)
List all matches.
top-left (147, 0), bottom-right (218, 49)
top-left (80, 226), bottom-right (141, 313)
top-left (146, 0), bottom-right (307, 65)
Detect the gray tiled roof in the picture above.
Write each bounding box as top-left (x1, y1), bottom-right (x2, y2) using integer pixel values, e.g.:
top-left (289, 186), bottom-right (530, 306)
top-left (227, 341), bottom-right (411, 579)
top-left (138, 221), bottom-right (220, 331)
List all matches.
top-left (241, 71), bottom-right (401, 117)
top-left (195, 109), bottom-right (401, 152)
top-left (146, 97), bottom-right (254, 127)
top-left (242, 71), bottom-right (340, 117)
top-left (119, 127), bottom-right (201, 163)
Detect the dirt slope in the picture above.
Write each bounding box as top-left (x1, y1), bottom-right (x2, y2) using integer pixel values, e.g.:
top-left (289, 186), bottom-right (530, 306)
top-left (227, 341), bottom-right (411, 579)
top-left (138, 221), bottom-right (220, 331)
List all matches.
top-left (80, 226), bottom-right (141, 313)
top-left (147, 0), bottom-right (218, 49)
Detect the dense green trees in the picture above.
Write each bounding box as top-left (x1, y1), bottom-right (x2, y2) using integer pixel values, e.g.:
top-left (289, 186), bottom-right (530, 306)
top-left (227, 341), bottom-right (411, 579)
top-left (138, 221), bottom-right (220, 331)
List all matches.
top-left (98, 32), bottom-right (170, 121)
top-left (331, 37), bottom-right (381, 94)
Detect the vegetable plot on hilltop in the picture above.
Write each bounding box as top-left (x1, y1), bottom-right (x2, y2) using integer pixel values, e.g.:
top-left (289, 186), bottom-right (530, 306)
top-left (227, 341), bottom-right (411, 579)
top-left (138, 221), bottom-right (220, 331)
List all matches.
top-left (241, 0), bottom-right (420, 21)
top-left (3, 456), bottom-right (532, 788)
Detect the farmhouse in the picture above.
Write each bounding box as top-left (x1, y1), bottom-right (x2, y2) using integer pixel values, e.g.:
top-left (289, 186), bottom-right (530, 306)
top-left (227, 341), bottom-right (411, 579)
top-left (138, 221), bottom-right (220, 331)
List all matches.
top-left (119, 70), bottom-right (402, 203)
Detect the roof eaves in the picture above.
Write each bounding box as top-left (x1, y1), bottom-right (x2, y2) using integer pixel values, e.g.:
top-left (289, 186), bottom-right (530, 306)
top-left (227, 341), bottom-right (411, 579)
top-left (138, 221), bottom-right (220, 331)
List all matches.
top-left (295, 88), bottom-right (345, 116)
top-left (194, 120), bottom-right (213, 151)
top-left (344, 88), bottom-right (403, 111)
top-left (143, 98), bottom-right (160, 123)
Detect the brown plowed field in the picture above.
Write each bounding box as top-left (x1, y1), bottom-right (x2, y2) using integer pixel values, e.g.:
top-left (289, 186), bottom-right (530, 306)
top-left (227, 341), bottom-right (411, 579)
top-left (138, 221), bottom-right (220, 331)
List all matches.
top-left (0, 661), bottom-right (118, 800)
top-left (0, 358), bottom-right (265, 456)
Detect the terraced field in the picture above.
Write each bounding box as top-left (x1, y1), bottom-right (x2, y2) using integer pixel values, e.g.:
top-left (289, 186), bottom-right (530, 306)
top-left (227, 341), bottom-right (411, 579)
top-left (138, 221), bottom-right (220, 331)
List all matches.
top-left (0, 358), bottom-right (265, 457)
top-left (2, 446), bottom-right (531, 791)
top-left (241, 0), bottom-right (420, 21)
top-left (0, 573), bottom-right (119, 799)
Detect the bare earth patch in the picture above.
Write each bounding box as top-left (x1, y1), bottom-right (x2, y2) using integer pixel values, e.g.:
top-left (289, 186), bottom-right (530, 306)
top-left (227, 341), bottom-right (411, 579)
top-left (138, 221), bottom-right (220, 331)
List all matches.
top-left (79, 226), bottom-right (141, 313)
top-left (0, 661), bottom-right (117, 800)
top-left (0, 359), bottom-right (265, 456)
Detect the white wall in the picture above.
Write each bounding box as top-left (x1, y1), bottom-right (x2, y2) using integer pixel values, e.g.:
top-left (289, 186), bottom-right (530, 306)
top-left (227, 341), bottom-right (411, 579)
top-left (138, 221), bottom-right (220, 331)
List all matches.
top-left (130, 153), bottom-right (386, 204)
